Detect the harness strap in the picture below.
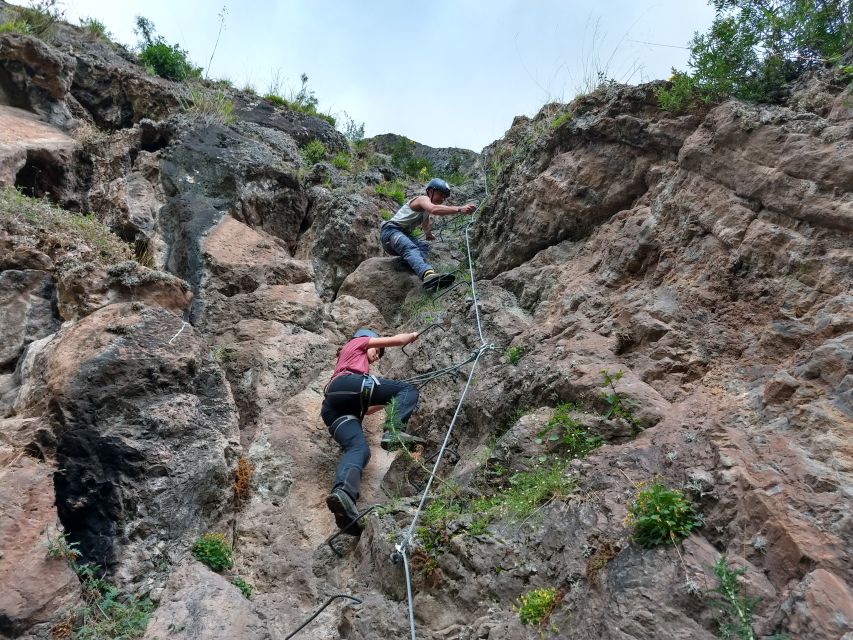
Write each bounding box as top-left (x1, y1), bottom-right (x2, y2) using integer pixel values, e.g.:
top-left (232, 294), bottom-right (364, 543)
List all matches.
top-left (329, 414), bottom-right (360, 439)
top-left (360, 375), bottom-right (379, 419)
top-left (324, 374), bottom-right (380, 420)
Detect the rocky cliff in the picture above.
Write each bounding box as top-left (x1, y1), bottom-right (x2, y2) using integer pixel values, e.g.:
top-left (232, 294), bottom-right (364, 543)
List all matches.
top-left (0, 5), bottom-right (851, 640)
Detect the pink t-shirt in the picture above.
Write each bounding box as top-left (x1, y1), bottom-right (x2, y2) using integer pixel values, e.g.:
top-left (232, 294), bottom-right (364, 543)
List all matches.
top-left (332, 337), bottom-right (371, 378)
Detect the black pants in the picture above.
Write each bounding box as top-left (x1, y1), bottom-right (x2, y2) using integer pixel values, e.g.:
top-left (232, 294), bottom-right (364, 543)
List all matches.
top-left (321, 374), bottom-right (419, 501)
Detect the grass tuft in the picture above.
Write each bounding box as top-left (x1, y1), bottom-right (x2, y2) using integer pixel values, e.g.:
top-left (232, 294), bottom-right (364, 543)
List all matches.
top-left (0, 187), bottom-right (132, 265)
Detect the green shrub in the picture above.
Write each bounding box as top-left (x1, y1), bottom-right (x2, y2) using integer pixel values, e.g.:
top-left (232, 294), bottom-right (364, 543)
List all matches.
top-left (264, 93), bottom-right (288, 106)
top-left (0, 18), bottom-right (32, 34)
top-left (446, 172), bottom-right (466, 186)
top-left (375, 180), bottom-right (405, 205)
top-left (712, 556), bottom-right (758, 640)
top-left (45, 531), bottom-right (81, 562)
top-left (504, 345), bottom-right (524, 365)
top-left (231, 577), bottom-right (254, 599)
top-left (80, 16), bottom-right (110, 41)
top-left (472, 461), bottom-right (574, 523)
top-left (139, 41), bottom-right (201, 81)
top-left (211, 345), bottom-right (234, 365)
top-left (682, 0), bottom-right (853, 103)
top-left (379, 209), bottom-right (393, 221)
top-left (657, 70), bottom-right (698, 114)
top-left (625, 482), bottom-right (701, 547)
top-left (10, 0), bottom-right (62, 40)
top-left (73, 563), bottom-right (153, 640)
top-left (390, 137), bottom-right (416, 168)
top-left (536, 403), bottom-right (603, 458)
top-left (403, 156), bottom-right (433, 179)
top-left (302, 140), bottom-right (327, 165)
top-left (500, 405), bottom-right (532, 435)
top-left (191, 533), bottom-right (233, 571)
top-left (550, 110), bottom-right (573, 129)
top-left (600, 369), bottom-right (642, 432)
top-left (517, 587), bottom-right (559, 626)
top-left (339, 112), bottom-right (365, 142)
top-left (331, 152), bottom-right (351, 170)
top-left (135, 16), bottom-right (201, 81)
top-left (264, 73), bottom-right (336, 125)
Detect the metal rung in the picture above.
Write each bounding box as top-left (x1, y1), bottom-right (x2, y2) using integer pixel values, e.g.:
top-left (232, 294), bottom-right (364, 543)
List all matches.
top-left (325, 504), bottom-right (378, 557)
top-left (284, 594), bottom-right (363, 639)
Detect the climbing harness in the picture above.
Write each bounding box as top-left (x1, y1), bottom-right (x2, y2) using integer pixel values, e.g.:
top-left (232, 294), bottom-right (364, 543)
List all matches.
top-left (323, 373), bottom-right (380, 420)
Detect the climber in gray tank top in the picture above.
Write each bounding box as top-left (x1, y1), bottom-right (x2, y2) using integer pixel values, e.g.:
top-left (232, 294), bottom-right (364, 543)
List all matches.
top-left (379, 178), bottom-right (477, 291)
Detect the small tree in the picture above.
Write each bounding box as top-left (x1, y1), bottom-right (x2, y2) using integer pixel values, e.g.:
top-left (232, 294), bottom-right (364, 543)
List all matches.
top-left (661, 0), bottom-right (853, 108)
top-left (135, 16), bottom-right (201, 81)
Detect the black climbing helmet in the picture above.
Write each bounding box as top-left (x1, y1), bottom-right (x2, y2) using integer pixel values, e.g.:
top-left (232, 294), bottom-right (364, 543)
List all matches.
top-left (352, 328), bottom-right (383, 356)
top-left (425, 178), bottom-right (451, 197)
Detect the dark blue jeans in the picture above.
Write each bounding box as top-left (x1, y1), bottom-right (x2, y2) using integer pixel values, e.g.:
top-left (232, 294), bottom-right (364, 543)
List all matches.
top-left (380, 225), bottom-right (432, 278)
top-left (321, 374), bottom-right (419, 501)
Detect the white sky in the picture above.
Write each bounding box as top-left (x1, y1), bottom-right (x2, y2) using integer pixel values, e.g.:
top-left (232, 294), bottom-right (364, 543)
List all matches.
top-left (59, 0), bottom-right (716, 151)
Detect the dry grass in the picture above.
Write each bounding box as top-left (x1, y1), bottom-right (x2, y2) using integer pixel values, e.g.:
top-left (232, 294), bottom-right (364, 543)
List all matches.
top-left (585, 538), bottom-right (620, 586)
top-left (0, 187), bottom-right (131, 265)
top-left (50, 618), bottom-right (74, 640)
top-left (234, 456), bottom-right (254, 505)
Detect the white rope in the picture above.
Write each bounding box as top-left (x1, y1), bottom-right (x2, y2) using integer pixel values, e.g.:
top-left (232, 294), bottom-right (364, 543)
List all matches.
top-left (168, 321), bottom-right (190, 344)
top-left (464, 222), bottom-right (486, 345)
top-left (395, 164), bottom-right (495, 639)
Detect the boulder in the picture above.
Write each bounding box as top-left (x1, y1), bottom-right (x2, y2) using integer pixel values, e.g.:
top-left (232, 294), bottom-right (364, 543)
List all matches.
top-left (142, 560), bottom-right (270, 640)
top-left (14, 303), bottom-right (240, 588)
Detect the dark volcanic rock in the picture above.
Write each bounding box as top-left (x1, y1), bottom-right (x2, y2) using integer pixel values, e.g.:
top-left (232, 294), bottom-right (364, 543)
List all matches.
top-left (14, 303), bottom-right (240, 587)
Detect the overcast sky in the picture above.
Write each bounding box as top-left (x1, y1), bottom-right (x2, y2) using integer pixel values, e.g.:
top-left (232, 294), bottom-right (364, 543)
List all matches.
top-left (60, 0), bottom-right (716, 151)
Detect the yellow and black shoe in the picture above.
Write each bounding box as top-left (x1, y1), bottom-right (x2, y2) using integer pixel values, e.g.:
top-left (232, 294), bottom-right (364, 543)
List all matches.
top-left (422, 270), bottom-right (455, 291)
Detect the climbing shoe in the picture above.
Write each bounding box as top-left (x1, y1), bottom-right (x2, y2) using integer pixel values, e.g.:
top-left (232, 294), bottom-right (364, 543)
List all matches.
top-left (380, 430), bottom-right (426, 452)
top-left (423, 270), bottom-right (455, 292)
top-left (326, 489), bottom-right (364, 536)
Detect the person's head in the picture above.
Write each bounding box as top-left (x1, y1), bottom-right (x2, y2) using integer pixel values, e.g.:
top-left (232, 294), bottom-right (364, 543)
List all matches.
top-left (352, 328), bottom-right (384, 362)
top-left (425, 178), bottom-right (450, 204)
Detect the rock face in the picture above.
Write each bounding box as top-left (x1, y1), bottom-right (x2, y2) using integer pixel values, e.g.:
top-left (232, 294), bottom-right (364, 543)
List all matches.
top-left (1, 8), bottom-right (851, 640)
top-left (11, 303), bottom-right (241, 588)
top-left (142, 561), bottom-right (270, 640)
top-left (370, 133), bottom-right (480, 177)
top-left (0, 455), bottom-right (80, 637)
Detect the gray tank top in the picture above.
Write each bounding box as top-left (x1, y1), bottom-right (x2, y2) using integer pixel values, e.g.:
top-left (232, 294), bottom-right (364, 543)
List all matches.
top-left (381, 198), bottom-right (423, 234)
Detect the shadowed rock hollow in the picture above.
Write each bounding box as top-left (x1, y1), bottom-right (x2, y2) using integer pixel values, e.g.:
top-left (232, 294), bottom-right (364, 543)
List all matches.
top-left (0, 5), bottom-right (851, 640)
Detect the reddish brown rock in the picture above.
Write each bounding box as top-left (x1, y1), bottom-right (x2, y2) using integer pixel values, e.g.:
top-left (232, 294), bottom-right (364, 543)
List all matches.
top-left (337, 257), bottom-right (419, 325)
top-left (774, 569), bottom-right (853, 639)
top-left (55, 260), bottom-right (192, 320)
top-left (0, 456), bottom-right (80, 636)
